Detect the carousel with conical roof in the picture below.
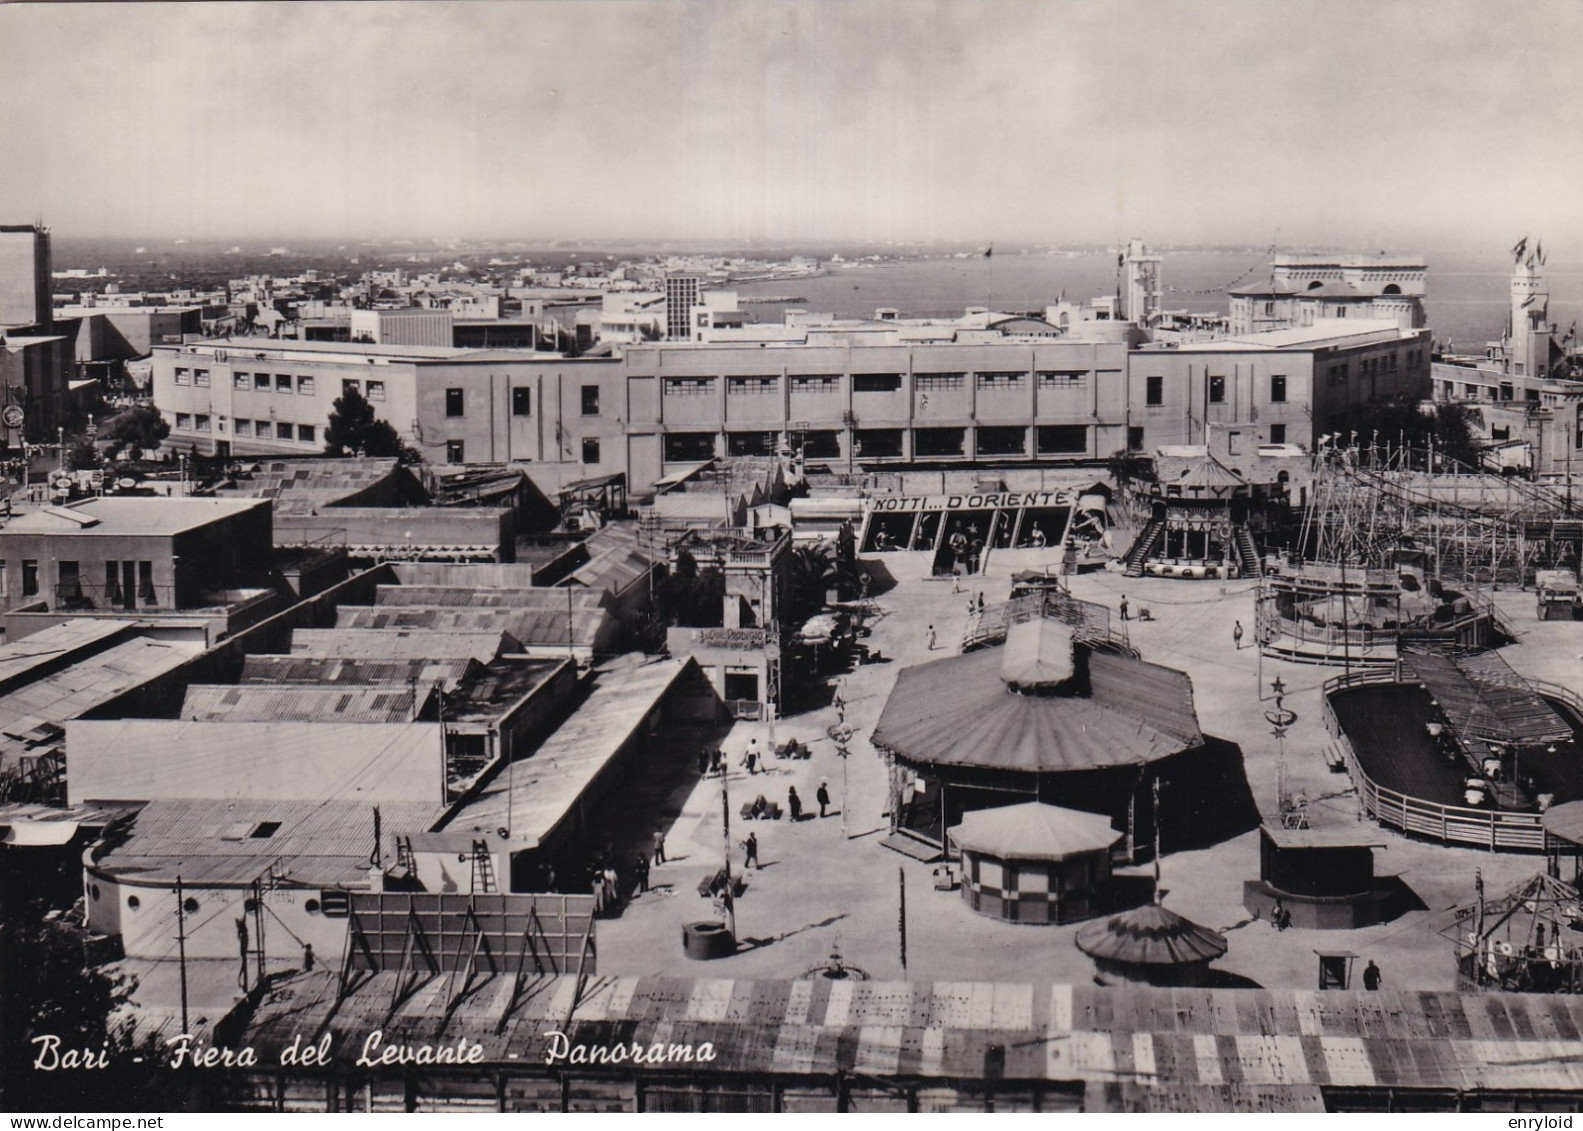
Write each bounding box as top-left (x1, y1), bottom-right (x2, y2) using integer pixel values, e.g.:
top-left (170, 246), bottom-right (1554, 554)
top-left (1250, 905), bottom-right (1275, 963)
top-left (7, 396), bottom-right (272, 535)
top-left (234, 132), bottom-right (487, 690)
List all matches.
top-left (872, 615), bottom-right (1215, 862)
top-left (1119, 451), bottom-right (1264, 581)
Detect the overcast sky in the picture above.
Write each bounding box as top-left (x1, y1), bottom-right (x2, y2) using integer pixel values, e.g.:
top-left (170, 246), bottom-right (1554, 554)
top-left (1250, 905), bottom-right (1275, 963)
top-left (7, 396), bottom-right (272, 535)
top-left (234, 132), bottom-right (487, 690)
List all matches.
top-left (4, 0), bottom-right (1581, 249)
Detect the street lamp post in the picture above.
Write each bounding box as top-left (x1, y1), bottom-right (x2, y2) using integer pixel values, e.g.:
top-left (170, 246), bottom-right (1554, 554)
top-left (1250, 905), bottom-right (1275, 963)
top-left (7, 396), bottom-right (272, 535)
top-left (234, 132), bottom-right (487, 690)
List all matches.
top-left (831, 722), bottom-right (855, 840)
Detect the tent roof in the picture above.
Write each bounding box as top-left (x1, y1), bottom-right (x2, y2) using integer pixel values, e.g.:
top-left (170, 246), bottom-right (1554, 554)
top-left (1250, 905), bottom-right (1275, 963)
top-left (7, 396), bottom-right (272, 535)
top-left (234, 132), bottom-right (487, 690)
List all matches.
top-left (1000, 619), bottom-right (1075, 689)
top-left (950, 802), bottom-right (1120, 860)
top-left (872, 647), bottom-right (1196, 774)
top-left (1075, 903), bottom-right (1228, 966)
top-left (1174, 457), bottom-right (1246, 492)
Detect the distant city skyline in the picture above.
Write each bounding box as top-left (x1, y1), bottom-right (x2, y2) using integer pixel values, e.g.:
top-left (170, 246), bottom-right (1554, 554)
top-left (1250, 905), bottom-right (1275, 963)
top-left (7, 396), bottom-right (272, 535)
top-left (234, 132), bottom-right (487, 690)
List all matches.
top-left (5, 0), bottom-right (1582, 251)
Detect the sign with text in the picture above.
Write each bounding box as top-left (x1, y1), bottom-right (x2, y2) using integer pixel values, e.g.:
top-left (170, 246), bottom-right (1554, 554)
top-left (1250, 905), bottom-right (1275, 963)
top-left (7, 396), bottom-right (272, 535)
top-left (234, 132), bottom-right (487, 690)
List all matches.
top-left (868, 490), bottom-right (1076, 513)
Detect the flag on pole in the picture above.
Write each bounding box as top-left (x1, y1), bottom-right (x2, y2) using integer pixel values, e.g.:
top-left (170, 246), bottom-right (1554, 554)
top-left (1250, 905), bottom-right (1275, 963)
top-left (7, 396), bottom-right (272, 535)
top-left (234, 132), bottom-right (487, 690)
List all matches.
top-left (983, 245), bottom-right (993, 259)
top-left (1512, 236), bottom-right (1529, 263)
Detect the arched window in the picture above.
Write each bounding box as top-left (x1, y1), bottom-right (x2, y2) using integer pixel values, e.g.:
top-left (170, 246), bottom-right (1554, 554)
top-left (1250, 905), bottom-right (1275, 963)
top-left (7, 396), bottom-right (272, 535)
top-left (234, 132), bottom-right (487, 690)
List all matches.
top-left (1382, 284), bottom-right (1401, 295)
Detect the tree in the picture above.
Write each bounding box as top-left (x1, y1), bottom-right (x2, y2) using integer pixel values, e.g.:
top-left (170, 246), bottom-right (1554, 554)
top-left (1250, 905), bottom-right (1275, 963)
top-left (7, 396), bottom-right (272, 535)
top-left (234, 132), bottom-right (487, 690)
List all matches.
top-left (323, 386), bottom-right (420, 463)
top-left (1347, 394), bottom-right (1483, 471)
top-left (100, 405), bottom-right (169, 460)
top-left (66, 438), bottom-right (101, 471)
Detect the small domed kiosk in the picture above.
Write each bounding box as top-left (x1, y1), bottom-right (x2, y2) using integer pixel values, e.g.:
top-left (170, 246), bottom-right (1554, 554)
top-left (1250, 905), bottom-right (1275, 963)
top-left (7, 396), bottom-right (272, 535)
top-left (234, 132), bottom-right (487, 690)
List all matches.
top-left (1075, 899), bottom-right (1228, 987)
top-left (949, 801), bottom-right (1122, 924)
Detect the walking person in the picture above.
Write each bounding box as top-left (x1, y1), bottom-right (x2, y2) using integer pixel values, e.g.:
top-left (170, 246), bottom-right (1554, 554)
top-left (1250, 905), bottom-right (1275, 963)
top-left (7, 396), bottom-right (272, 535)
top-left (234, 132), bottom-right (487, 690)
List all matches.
top-left (927, 624), bottom-right (937, 650)
top-left (1233, 620), bottom-right (1245, 649)
top-left (652, 829), bottom-right (666, 865)
top-left (743, 831), bottom-right (760, 870)
top-left (977, 592), bottom-right (985, 612)
top-left (698, 746), bottom-right (710, 776)
top-left (1362, 960), bottom-right (1382, 991)
top-left (635, 855), bottom-right (650, 893)
top-left (1119, 594), bottom-right (1130, 621)
top-left (817, 779), bottom-right (831, 818)
top-left (744, 737), bottom-right (761, 774)
top-left (788, 786), bottom-right (803, 821)
top-left (591, 871), bottom-right (606, 916)
top-left (603, 865), bottom-right (618, 908)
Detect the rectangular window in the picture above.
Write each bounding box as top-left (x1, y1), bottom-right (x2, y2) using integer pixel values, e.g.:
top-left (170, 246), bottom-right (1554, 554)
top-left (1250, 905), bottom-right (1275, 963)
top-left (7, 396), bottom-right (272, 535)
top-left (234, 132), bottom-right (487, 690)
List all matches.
top-left (1036, 425), bottom-right (1088, 454)
top-left (175, 413), bottom-right (192, 430)
top-left (138, 561), bottom-right (155, 604)
top-left (57, 560), bottom-right (80, 603)
top-left (1208, 375), bottom-right (1226, 404)
top-left (582, 437), bottom-right (600, 464)
top-left (21, 560), bottom-right (38, 597)
top-left (234, 372), bottom-right (250, 390)
top-left (1269, 423), bottom-right (1287, 444)
top-left (512, 387), bottom-right (531, 416)
top-left (791, 375), bottom-right (839, 392)
top-left (662, 432), bottom-right (716, 462)
top-left (1127, 425), bottom-right (1145, 451)
top-left (581, 385), bottom-right (601, 415)
top-left (853, 373), bottom-right (902, 393)
top-left (342, 378), bottom-right (361, 397)
top-left (1145, 376), bottom-right (1163, 406)
top-left (913, 427), bottom-right (965, 457)
top-left (297, 424), bottom-right (316, 443)
top-left (446, 440), bottom-right (465, 464)
top-left (103, 562), bottom-right (118, 605)
top-left (296, 376), bottom-right (314, 395)
top-left (445, 388), bottom-right (464, 417)
top-left (914, 372), bottom-right (964, 391)
top-left (975, 426), bottom-right (1027, 455)
top-left (194, 369), bottom-right (210, 388)
top-left (727, 431), bottom-right (776, 457)
top-left (194, 414), bottom-right (211, 432)
top-left (366, 380), bottom-right (384, 402)
top-left (663, 378), bottom-right (715, 396)
top-left (727, 376), bottom-right (777, 395)
top-left (255, 373), bottom-right (271, 391)
top-left (1500, 383), bottom-right (1514, 402)
top-left (1465, 383), bottom-right (1479, 398)
top-left (234, 419), bottom-right (250, 437)
top-left (1037, 371), bottom-right (1085, 388)
top-left (1270, 375), bottom-right (1287, 403)
top-left (975, 371), bottom-right (1025, 389)
top-left (276, 422), bottom-right (293, 440)
top-left (276, 374), bottom-right (292, 392)
top-left (174, 367), bottom-right (190, 385)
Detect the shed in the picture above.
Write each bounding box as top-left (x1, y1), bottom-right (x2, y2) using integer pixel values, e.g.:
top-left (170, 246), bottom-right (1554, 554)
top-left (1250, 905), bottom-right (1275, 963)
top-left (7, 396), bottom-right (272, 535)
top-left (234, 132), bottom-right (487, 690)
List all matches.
top-left (949, 801), bottom-right (1121, 924)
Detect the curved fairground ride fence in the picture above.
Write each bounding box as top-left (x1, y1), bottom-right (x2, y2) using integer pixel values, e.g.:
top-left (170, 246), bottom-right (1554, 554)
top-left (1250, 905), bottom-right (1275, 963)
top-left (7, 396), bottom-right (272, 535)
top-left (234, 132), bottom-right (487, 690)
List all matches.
top-left (1323, 668), bottom-right (1583, 852)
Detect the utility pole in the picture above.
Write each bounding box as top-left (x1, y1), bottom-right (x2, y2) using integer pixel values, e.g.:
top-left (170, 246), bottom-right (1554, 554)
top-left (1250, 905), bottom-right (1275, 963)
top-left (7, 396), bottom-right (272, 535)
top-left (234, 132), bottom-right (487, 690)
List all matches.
top-left (176, 875), bottom-right (190, 1035)
top-left (898, 866), bottom-right (908, 975)
top-left (720, 776), bottom-right (737, 938)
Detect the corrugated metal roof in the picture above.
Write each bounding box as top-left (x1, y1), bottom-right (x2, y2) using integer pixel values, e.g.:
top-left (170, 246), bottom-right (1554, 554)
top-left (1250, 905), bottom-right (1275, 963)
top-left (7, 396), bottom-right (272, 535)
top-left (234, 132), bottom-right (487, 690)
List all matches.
top-left (373, 585), bottom-right (609, 610)
top-left (179, 684), bottom-right (427, 724)
top-left (239, 655), bottom-right (478, 690)
top-left (241, 974), bottom-right (1583, 1094)
top-left (87, 797), bottom-right (441, 886)
top-left (67, 719), bottom-right (444, 806)
top-left (0, 637), bottom-right (203, 772)
top-left (335, 604), bottom-right (612, 647)
top-left (0, 619), bottom-right (143, 687)
top-left (288, 628), bottom-right (514, 662)
top-left (444, 659), bottom-right (688, 849)
top-left (0, 497), bottom-right (266, 536)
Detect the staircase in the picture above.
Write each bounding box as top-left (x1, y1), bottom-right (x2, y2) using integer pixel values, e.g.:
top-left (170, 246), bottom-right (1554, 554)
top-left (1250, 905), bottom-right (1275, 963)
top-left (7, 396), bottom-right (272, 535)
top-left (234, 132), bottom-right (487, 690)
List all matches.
top-left (1234, 527), bottom-right (1262, 579)
top-left (1121, 520), bottom-right (1165, 577)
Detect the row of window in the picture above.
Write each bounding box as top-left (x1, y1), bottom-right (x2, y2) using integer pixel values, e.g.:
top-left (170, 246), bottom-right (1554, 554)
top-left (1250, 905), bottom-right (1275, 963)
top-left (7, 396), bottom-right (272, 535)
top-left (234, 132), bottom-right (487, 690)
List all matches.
top-left (445, 386), bottom-right (597, 416)
top-left (176, 369), bottom-right (391, 402)
top-left (1141, 374), bottom-right (1289, 407)
top-left (8, 559), bottom-right (155, 603)
top-left (172, 413), bottom-right (316, 443)
top-left (664, 371), bottom-right (1092, 397)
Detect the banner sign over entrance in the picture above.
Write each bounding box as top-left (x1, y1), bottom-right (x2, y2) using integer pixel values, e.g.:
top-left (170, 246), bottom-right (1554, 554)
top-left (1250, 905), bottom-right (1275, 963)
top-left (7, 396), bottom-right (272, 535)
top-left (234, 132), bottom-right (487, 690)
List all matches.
top-left (869, 490), bottom-right (1076, 513)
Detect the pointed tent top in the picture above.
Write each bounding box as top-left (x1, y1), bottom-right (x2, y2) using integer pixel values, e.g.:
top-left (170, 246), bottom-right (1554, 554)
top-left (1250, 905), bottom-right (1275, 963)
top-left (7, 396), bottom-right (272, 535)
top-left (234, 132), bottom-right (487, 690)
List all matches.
top-left (949, 801), bottom-right (1121, 861)
top-left (1175, 456), bottom-right (1246, 492)
top-left (1075, 903), bottom-right (1228, 967)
